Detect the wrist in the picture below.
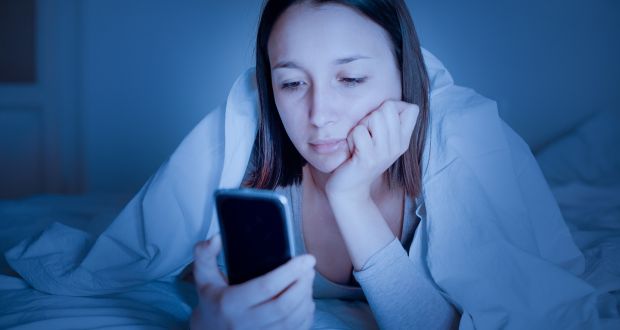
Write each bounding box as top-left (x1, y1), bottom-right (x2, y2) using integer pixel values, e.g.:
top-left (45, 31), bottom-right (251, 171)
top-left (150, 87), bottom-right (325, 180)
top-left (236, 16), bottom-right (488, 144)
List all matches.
top-left (325, 187), bottom-right (372, 206)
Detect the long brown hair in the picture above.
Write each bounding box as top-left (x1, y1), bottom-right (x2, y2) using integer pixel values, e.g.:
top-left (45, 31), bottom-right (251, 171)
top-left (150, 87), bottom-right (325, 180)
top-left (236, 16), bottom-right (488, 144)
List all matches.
top-left (246, 0), bottom-right (429, 198)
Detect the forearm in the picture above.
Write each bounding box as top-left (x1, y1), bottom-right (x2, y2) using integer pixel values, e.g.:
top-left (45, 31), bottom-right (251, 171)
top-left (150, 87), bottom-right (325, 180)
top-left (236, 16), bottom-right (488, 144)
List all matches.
top-left (326, 193), bottom-right (458, 329)
top-left (326, 193), bottom-right (395, 270)
top-left (354, 239), bottom-right (460, 330)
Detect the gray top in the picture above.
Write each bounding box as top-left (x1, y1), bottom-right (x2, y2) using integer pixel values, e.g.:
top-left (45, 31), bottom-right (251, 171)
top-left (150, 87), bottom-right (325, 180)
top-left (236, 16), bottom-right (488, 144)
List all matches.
top-left (275, 184), bottom-right (418, 300)
top-left (275, 184), bottom-right (457, 329)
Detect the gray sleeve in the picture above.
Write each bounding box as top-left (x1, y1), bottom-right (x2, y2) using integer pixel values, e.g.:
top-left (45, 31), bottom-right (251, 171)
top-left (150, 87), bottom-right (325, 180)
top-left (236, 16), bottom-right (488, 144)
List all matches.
top-left (353, 238), bottom-right (459, 330)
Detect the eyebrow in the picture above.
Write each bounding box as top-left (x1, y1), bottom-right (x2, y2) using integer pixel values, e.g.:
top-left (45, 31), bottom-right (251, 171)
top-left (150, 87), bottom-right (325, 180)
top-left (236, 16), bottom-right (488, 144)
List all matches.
top-left (272, 55), bottom-right (372, 70)
top-left (334, 55), bottom-right (372, 65)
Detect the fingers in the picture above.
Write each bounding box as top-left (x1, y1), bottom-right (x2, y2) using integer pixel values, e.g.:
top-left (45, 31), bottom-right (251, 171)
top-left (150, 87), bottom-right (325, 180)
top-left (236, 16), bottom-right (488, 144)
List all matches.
top-left (346, 133), bottom-right (355, 156)
top-left (366, 110), bottom-right (388, 149)
top-left (228, 254), bottom-right (316, 308)
top-left (350, 125), bottom-right (373, 160)
top-left (289, 298), bottom-right (316, 330)
top-left (398, 103), bottom-right (419, 152)
top-left (372, 100), bottom-right (419, 153)
top-left (250, 269), bottom-right (315, 327)
top-left (270, 292), bottom-right (315, 330)
top-left (383, 103), bottom-right (402, 153)
top-left (194, 235), bottom-right (227, 288)
top-left (352, 100), bottom-right (419, 160)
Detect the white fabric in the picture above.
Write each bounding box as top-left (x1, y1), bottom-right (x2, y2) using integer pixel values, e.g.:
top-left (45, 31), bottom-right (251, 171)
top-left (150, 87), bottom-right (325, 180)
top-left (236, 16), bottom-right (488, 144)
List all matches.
top-left (6, 66), bottom-right (257, 296)
top-left (5, 48), bottom-right (619, 329)
top-left (536, 110), bottom-right (620, 187)
top-left (416, 51), bottom-right (618, 329)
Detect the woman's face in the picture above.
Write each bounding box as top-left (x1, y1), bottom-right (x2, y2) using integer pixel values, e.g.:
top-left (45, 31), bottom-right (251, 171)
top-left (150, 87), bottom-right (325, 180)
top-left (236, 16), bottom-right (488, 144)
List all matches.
top-left (268, 2), bottom-right (402, 174)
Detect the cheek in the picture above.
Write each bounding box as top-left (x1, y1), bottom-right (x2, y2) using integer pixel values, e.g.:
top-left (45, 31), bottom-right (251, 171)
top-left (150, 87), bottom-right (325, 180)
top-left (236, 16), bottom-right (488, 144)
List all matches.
top-left (349, 77), bottom-right (402, 121)
top-left (346, 104), bottom-right (372, 127)
top-left (274, 91), bottom-right (310, 134)
top-left (342, 92), bottom-right (383, 124)
top-left (276, 106), bottom-right (307, 148)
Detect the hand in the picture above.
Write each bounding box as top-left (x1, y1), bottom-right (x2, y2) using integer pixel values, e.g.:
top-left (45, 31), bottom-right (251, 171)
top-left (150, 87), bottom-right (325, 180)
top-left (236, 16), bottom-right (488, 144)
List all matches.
top-left (190, 235), bottom-right (316, 330)
top-left (325, 100), bottom-right (419, 199)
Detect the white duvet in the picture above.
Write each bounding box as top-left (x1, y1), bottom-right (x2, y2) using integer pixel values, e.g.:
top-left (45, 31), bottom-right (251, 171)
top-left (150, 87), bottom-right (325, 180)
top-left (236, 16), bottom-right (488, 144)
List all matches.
top-left (1, 49), bottom-right (619, 329)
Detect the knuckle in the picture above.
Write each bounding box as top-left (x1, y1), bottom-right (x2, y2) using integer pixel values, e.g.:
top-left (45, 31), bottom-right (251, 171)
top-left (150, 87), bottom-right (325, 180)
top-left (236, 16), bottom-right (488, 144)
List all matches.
top-left (371, 109), bottom-right (383, 118)
top-left (391, 102), bottom-right (401, 112)
top-left (368, 114), bottom-right (377, 125)
top-left (199, 283), bottom-right (218, 300)
top-left (383, 99), bottom-right (396, 107)
top-left (293, 258), bottom-right (306, 274)
top-left (198, 283), bottom-right (211, 297)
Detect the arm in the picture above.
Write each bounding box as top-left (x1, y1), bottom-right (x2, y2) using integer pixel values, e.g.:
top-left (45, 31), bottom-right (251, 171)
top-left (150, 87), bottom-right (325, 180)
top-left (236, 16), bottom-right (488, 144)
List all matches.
top-left (321, 99), bottom-right (457, 329)
top-left (327, 194), bottom-right (459, 330)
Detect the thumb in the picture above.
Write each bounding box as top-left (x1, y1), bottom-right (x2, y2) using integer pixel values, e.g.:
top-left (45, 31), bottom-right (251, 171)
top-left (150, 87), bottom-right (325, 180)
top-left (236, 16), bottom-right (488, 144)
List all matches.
top-left (193, 234), bottom-right (227, 288)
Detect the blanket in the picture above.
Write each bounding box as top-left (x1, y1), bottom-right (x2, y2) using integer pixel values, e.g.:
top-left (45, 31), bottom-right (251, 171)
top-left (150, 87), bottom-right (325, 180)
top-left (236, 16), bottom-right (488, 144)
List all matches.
top-left (4, 49), bottom-right (619, 329)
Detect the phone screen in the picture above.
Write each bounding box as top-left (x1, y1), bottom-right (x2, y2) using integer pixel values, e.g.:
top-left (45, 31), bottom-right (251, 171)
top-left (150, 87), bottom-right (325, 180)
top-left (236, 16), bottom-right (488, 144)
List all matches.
top-left (215, 189), bottom-right (293, 285)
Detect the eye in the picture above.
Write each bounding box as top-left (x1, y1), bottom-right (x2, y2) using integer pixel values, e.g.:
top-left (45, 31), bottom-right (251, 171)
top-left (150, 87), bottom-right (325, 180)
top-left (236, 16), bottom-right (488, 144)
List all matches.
top-left (280, 81), bottom-right (306, 91)
top-left (339, 77), bottom-right (367, 87)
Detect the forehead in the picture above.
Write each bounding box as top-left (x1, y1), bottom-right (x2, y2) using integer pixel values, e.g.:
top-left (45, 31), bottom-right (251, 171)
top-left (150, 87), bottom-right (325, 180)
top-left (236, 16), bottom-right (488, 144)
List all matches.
top-left (268, 2), bottom-right (394, 66)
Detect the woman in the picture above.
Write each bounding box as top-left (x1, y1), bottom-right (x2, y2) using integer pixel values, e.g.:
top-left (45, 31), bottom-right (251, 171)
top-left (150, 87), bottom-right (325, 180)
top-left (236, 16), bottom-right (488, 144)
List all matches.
top-left (190, 0), bottom-right (595, 329)
top-left (192, 0), bottom-right (459, 329)
top-left (5, 0), bottom-right (597, 328)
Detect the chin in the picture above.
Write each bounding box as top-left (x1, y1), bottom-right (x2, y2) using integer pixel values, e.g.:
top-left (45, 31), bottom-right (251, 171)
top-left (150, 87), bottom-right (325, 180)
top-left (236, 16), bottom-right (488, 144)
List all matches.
top-left (307, 151), bottom-right (348, 174)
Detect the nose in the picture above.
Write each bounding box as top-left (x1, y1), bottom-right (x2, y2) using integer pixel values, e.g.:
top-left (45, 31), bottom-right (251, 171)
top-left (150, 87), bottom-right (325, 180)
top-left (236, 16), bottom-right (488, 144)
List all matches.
top-left (308, 83), bottom-right (337, 128)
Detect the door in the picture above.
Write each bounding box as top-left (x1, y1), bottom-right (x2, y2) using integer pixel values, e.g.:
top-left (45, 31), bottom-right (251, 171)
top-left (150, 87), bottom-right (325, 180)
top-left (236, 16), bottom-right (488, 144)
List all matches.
top-left (0, 0), bottom-right (81, 198)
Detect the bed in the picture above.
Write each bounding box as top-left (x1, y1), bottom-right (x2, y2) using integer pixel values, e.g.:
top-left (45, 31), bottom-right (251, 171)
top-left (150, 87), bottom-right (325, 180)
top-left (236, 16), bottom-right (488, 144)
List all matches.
top-left (0, 196), bottom-right (377, 329)
top-left (1, 110), bottom-right (619, 329)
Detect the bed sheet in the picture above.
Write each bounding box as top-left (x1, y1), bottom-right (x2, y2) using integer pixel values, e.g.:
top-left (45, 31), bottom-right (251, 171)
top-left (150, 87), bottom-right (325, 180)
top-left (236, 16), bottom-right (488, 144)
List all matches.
top-left (1, 274), bottom-right (377, 330)
top-left (0, 196), bottom-right (378, 329)
top-left (535, 110), bottom-right (620, 328)
top-left (552, 183), bottom-right (620, 294)
top-left (1, 187), bottom-right (617, 329)
top-left (0, 194), bottom-right (127, 276)
top-left (534, 110), bottom-right (620, 298)
top-left (0, 276), bottom-right (193, 329)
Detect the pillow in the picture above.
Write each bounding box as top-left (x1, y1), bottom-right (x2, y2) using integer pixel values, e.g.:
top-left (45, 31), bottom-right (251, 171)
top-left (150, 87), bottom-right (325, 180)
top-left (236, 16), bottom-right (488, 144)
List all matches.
top-left (535, 110), bottom-right (620, 187)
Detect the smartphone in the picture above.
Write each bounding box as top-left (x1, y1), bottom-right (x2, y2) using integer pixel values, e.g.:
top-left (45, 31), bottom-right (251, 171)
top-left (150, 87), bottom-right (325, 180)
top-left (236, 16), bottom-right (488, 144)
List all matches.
top-left (214, 188), bottom-right (295, 285)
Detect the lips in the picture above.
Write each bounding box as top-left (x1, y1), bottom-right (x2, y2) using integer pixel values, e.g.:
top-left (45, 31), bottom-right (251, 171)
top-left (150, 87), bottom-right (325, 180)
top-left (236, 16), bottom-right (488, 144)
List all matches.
top-left (309, 139), bottom-right (346, 154)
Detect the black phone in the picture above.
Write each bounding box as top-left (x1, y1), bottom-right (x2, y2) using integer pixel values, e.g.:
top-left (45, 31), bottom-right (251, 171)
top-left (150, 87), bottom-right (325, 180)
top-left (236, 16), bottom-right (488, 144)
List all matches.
top-left (214, 188), bottom-right (295, 285)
